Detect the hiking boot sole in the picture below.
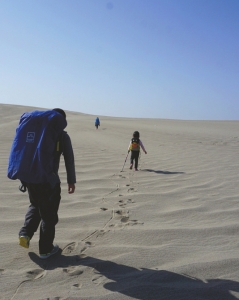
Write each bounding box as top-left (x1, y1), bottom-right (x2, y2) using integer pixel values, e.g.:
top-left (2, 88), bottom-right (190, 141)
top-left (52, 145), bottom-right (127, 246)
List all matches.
top-left (19, 236), bottom-right (30, 248)
top-left (40, 244), bottom-right (59, 259)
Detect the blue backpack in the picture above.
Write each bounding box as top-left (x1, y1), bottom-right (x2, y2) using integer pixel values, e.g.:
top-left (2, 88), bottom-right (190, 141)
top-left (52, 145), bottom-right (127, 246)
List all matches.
top-left (7, 110), bottom-right (67, 184)
top-left (95, 117), bottom-right (100, 126)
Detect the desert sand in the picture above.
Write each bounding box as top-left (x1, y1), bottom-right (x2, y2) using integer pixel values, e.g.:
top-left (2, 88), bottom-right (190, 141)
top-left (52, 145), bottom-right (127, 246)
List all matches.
top-left (0, 104), bottom-right (239, 300)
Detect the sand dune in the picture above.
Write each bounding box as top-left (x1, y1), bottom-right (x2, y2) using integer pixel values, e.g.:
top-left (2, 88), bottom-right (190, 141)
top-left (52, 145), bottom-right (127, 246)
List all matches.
top-left (0, 104), bottom-right (239, 299)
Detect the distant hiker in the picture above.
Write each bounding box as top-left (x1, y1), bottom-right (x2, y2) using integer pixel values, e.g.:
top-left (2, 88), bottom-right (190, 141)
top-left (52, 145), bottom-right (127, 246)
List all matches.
top-left (7, 108), bottom-right (76, 259)
top-left (95, 117), bottom-right (100, 129)
top-left (128, 131), bottom-right (147, 171)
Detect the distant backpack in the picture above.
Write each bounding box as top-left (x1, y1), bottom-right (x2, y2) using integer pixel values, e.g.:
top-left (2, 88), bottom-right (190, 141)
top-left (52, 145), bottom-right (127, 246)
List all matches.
top-left (130, 138), bottom-right (140, 151)
top-left (95, 117), bottom-right (100, 126)
top-left (7, 110), bottom-right (67, 184)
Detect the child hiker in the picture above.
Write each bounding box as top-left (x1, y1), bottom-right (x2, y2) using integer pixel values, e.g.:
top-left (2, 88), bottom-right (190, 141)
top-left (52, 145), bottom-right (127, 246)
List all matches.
top-left (128, 131), bottom-right (147, 171)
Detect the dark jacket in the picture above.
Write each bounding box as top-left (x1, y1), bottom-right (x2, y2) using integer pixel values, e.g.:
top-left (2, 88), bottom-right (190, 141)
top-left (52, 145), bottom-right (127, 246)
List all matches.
top-left (51, 131), bottom-right (76, 187)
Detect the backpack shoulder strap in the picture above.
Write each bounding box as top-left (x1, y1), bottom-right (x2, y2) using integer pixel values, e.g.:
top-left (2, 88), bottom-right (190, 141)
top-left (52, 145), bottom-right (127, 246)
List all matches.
top-left (57, 131), bottom-right (66, 154)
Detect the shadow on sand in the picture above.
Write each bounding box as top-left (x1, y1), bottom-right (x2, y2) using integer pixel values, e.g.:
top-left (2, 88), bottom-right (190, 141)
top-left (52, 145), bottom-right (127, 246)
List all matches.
top-left (29, 252), bottom-right (239, 300)
top-left (143, 169), bottom-right (185, 175)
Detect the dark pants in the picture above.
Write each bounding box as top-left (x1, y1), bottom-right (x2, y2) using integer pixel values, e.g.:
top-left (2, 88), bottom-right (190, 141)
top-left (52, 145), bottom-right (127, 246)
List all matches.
top-left (19, 183), bottom-right (61, 254)
top-left (130, 151), bottom-right (140, 169)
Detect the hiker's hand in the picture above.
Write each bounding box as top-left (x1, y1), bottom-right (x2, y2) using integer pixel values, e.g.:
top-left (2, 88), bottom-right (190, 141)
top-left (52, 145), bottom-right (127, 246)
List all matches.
top-left (128, 150), bottom-right (130, 153)
top-left (68, 184), bottom-right (75, 194)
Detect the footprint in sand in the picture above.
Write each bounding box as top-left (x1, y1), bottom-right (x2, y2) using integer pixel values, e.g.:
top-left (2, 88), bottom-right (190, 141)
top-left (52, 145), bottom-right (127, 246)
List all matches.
top-left (109, 223), bottom-right (124, 228)
top-left (63, 266), bottom-right (84, 276)
top-left (100, 207), bottom-right (108, 211)
top-left (77, 253), bottom-right (87, 259)
top-left (115, 209), bottom-right (129, 216)
top-left (97, 230), bottom-right (108, 237)
top-left (62, 242), bottom-right (77, 254)
top-left (114, 209), bottom-right (130, 220)
top-left (118, 199), bottom-right (126, 206)
top-left (92, 275), bottom-right (104, 285)
top-left (26, 269), bottom-right (46, 280)
top-left (78, 241), bottom-right (95, 254)
top-left (127, 220), bottom-right (144, 226)
top-left (85, 241), bottom-right (95, 247)
top-left (119, 199), bottom-right (134, 206)
top-left (121, 216), bottom-right (129, 223)
top-left (72, 283), bottom-right (82, 289)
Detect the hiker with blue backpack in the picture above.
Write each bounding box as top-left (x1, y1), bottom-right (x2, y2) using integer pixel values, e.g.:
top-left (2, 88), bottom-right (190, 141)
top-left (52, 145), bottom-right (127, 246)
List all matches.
top-left (95, 117), bottom-right (100, 129)
top-left (128, 131), bottom-right (147, 171)
top-left (8, 108), bottom-right (76, 259)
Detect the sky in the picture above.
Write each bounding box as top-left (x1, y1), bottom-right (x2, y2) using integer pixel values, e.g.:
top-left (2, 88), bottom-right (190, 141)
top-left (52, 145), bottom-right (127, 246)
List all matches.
top-left (0, 0), bottom-right (239, 120)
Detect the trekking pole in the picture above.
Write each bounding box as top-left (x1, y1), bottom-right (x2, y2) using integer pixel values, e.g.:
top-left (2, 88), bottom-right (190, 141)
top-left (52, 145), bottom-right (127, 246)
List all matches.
top-left (121, 152), bottom-right (129, 172)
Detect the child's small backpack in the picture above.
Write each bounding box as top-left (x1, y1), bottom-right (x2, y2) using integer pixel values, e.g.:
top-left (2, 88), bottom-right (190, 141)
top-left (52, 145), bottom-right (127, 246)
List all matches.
top-left (130, 137), bottom-right (140, 151)
top-left (7, 110), bottom-right (67, 184)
